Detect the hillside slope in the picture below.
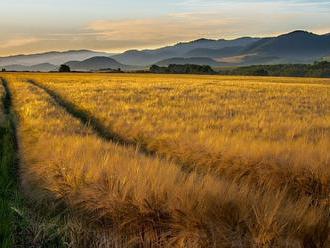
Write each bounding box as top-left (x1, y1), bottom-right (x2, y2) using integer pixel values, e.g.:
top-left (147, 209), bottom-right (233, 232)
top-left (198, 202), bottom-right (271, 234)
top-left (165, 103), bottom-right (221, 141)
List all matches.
top-left (0, 50), bottom-right (113, 66)
top-left (65, 56), bottom-right (133, 71)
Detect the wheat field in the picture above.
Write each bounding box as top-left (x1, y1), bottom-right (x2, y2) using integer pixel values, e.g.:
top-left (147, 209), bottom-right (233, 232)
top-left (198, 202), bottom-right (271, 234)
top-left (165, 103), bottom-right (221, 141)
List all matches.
top-left (27, 74), bottom-right (330, 200)
top-left (1, 73), bottom-right (329, 247)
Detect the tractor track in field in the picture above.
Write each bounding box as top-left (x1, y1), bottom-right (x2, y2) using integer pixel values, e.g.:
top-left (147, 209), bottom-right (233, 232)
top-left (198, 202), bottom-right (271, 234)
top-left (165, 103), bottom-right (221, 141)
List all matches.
top-left (25, 79), bottom-right (330, 205)
top-left (27, 80), bottom-right (144, 146)
top-left (1, 77), bottom-right (19, 180)
top-left (1, 77), bottom-right (19, 163)
top-left (26, 79), bottom-right (190, 169)
top-left (1, 78), bottom-right (14, 115)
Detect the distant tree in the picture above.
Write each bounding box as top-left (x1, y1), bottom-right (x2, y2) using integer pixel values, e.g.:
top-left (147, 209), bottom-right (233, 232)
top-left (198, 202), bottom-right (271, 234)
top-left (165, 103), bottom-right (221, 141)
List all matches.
top-left (150, 65), bottom-right (161, 73)
top-left (59, 64), bottom-right (71, 72)
top-left (312, 61), bottom-right (330, 69)
top-left (150, 65), bottom-right (167, 73)
top-left (200, 65), bottom-right (215, 74)
top-left (252, 69), bottom-right (269, 76)
top-left (1, 68), bottom-right (6, 72)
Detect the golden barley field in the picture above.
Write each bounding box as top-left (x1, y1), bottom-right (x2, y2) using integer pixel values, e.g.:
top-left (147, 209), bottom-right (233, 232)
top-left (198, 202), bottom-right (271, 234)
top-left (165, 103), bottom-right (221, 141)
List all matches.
top-left (1, 73), bottom-right (329, 247)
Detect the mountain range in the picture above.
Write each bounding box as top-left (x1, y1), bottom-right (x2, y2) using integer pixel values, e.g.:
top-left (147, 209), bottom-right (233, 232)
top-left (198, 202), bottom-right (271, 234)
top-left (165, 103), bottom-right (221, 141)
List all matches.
top-left (0, 30), bottom-right (329, 72)
top-left (65, 57), bottom-right (132, 71)
top-left (112, 37), bottom-right (259, 65)
top-left (0, 50), bottom-right (113, 67)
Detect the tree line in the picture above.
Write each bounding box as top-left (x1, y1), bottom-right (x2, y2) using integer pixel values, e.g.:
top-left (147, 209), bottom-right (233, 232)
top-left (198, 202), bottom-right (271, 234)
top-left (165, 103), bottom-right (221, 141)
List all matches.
top-left (149, 61), bottom-right (330, 78)
top-left (219, 61), bottom-right (330, 78)
top-left (150, 64), bottom-right (216, 74)
top-left (2, 61), bottom-right (330, 78)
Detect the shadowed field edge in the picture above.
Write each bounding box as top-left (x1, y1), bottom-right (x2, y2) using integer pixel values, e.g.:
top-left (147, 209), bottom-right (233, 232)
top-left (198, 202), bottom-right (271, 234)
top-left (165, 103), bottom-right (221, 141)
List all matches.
top-left (1, 78), bottom-right (73, 247)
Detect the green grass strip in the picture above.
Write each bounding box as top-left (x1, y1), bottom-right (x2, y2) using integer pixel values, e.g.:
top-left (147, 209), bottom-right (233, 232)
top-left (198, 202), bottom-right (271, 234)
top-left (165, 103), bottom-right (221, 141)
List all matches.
top-left (0, 77), bottom-right (21, 247)
top-left (1, 78), bottom-right (71, 247)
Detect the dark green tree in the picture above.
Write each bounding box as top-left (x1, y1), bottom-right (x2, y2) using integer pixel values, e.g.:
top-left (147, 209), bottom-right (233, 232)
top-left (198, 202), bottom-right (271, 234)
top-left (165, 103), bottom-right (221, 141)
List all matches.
top-left (150, 65), bottom-right (163, 73)
top-left (59, 64), bottom-right (71, 72)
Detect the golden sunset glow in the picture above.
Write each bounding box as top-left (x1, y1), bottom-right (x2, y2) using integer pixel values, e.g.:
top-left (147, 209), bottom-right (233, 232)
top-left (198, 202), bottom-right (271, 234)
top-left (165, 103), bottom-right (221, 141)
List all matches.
top-left (1, 0), bottom-right (330, 55)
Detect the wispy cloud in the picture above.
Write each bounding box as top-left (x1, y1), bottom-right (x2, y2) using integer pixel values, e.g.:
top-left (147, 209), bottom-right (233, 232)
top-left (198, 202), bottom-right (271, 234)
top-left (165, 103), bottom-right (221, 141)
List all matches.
top-left (0, 37), bottom-right (40, 49)
top-left (86, 14), bottom-right (236, 44)
top-left (0, 0), bottom-right (329, 55)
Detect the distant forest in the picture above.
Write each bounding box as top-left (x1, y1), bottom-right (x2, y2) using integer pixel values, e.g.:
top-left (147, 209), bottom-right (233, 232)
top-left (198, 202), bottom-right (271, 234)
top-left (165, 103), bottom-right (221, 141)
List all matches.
top-left (150, 61), bottom-right (330, 78)
top-left (150, 64), bottom-right (216, 75)
top-left (219, 61), bottom-right (330, 78)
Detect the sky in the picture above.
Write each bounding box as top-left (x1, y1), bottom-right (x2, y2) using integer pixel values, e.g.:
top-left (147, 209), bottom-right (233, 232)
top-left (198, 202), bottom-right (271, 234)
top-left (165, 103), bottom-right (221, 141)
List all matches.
top-left (0, 0), bottom-right (330, 56)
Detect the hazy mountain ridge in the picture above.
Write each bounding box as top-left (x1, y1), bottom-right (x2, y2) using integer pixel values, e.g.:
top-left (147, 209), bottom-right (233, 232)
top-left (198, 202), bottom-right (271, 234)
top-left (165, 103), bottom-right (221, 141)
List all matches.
top-left (112, 37), bottom-right (260, 65)
top-left (113, 31), bottom-right (330, 66)
top-left (65, 56), bottom-right (145, 71)
top-left (1, 30), bottom-right (330, 71)
top-left (65, 56), bottom-right (125, 71)
top-left (243, 31), bottom-right (330, 60)
top-left (184, 46), bottom-right (244, 58)
top-left (0, 50), bottom-right (114, 67)
top-left (155, 57), bottom-right (227, 67)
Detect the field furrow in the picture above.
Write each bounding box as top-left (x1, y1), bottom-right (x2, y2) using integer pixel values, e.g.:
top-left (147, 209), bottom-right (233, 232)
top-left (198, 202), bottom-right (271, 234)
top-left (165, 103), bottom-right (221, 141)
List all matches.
top-left (28, 74), bottom-right (330, 203)
top-left (26, 79), bottom-right (153, 153)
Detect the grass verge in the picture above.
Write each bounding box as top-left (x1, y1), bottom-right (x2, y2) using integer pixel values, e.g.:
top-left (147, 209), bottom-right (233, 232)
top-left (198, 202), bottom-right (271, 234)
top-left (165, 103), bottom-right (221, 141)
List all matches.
top-left (0, 77), bottom-right (21, 247)
top-left (1, 78), bottom-right (68, 247)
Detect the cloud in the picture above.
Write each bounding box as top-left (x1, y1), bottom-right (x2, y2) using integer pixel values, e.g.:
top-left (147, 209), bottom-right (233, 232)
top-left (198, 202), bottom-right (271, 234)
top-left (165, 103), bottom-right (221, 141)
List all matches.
top-left (0, 1), bottom-right (330, 55)
top-left (0, 37), bottom-right (40, 49)
top-left (86, 14), bottom-right (236, 45)
top-left (85, 8), bottom-right (330, 49)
